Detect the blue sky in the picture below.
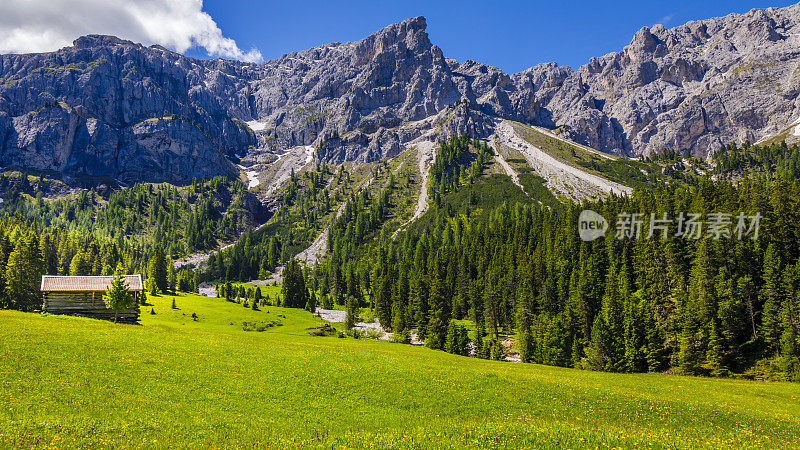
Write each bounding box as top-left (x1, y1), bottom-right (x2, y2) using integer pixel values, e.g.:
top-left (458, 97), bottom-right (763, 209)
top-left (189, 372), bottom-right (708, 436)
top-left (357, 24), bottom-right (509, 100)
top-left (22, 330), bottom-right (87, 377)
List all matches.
top-left (194, 0), bottom-right (796, 72)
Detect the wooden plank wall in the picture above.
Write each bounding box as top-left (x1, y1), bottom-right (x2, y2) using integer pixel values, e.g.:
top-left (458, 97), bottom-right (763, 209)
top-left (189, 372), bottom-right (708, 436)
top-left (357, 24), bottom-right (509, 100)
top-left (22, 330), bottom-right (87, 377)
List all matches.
top-left (43, 291), bottom-right (140, 324)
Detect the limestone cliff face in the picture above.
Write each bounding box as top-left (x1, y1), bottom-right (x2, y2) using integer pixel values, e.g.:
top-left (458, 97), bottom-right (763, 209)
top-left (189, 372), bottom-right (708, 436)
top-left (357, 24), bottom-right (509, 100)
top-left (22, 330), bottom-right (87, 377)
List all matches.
top-left (0, 35), bottom-right (254, 183)
top-left (3, 5), bottom-right (800, 183)
top-left (539, 4), bottom-right (800, 157)
top-left (450, 4), bottom-right (800, 157)
top-left (242, 16), bottom-right (462, 161)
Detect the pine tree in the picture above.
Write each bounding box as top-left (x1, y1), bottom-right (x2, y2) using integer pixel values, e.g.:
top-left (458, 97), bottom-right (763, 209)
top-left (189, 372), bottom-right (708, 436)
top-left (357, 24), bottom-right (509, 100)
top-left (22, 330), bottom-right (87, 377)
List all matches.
top-left (5, 231), bottom-right (43, 311)
top-left (281, 259), bottom-right (309, 309)
top-left (69, 251), bottom-right (91, 276)
top-left (517, 290), bottom-right (534, 363)
top-left (345, 295), bottom-right (359, 330)
top-left (147, 276), bottom-right (160, 296)
top-left (103, 272), bottom-right (134, 323)
top-left (147, 246), bottom-right (168, 294)
top-left (761, 243), bottom-right (783, 354)
top-left (707, 320), bottom-right (728, 376)
top-left (444, 322), bottom-right (469, 356)
top-left (425, 276), bottom-right (448, 350)
top-left (305, 290), bottom-right (316, 313)
top-left (374, 270), bottom-right (393, 328)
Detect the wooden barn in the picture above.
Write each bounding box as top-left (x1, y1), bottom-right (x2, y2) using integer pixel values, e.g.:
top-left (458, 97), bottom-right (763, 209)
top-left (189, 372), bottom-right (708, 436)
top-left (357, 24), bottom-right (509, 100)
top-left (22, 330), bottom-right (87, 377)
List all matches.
top-left (40, 275), bottom-right (143, 323)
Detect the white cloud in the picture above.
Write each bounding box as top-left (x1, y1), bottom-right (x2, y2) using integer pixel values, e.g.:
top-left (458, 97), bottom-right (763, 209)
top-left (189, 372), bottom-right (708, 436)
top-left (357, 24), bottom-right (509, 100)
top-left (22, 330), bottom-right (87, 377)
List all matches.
top-left (657, 14), bottom-right (675, 25)
top-left (0, 0), bottom-right (262, 62)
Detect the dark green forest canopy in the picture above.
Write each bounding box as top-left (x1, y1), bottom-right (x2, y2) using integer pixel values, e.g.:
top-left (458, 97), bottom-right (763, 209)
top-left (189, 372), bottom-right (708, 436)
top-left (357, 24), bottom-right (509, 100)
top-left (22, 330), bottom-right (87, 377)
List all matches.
top-left (0, 175), bottom-right (260, 258)
top-left (337, 174), bottom-right (800, 379)
top-left (713, 141), bottom-right (800, 178)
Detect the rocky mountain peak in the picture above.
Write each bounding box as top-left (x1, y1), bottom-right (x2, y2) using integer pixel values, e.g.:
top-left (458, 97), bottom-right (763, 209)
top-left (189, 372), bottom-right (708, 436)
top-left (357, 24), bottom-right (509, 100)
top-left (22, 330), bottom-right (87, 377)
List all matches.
top-left (629, 26), bottom-right (662, 56)
top-left (365, 16), bottom-right (429, 53)
top-left (4, 6), bottom-right (800, 184)
top-left (72, 34), bottom-right (138, 50)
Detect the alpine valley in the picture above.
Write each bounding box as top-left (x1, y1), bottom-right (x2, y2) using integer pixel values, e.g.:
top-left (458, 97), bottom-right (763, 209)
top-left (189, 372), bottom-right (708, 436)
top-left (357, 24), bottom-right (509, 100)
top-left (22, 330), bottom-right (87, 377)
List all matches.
top-left (3, 3), bottom-right (800, 448)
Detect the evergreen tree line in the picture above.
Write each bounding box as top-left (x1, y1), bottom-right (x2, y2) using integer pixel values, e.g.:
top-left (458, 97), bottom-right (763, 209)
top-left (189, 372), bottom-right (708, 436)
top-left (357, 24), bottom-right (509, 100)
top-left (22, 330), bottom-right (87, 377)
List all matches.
top-left (429, 135), bottom-right (493, 207)
top-left (216, 282), bottom-right (270, 310)
top-left (713, 141), bottom-right (800, 179)
top-left (314, 169), bottom-right (398, 314)
top-left (332, 174), bottom-right (800, 379)
top-left (0, 215), bottom-right (199, 311)
top-left (0, 176), bottom-right (253, 258)
top-left (203, 164), bottom-right (362, 283)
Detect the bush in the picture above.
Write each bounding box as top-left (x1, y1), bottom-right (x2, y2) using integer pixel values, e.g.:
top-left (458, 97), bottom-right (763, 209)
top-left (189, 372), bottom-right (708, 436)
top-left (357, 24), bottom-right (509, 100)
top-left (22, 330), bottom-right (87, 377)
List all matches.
top-left (390, 330), bottom-right (410, 344)
top-left (346, 329), bottom-right (363, 339)
top-left (241, 320), bottom-right (282, 332)
top-left (364, 328), bottom-right (384, 340)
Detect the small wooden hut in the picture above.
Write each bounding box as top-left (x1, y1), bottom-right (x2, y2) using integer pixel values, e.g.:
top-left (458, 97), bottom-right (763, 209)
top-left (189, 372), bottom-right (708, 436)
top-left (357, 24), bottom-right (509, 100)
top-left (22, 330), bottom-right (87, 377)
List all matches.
top-left (40, 275), bottom-right (143, 323)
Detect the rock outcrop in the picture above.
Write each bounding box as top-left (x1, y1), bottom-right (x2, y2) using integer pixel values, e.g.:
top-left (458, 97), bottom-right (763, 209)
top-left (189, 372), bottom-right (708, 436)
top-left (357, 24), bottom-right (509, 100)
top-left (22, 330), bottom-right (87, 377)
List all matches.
top-left (540, 4), bottom-right (800, 157)
top-left (3, 5), bottom-right (800, 183)
top-left (0, 35), bottom-right (254, 183)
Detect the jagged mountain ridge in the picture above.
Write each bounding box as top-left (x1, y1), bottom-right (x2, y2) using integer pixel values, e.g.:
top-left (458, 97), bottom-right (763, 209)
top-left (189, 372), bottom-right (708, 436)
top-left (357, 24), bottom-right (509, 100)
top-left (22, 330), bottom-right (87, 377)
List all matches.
top-left (2, 5), bottom-right (800, 183)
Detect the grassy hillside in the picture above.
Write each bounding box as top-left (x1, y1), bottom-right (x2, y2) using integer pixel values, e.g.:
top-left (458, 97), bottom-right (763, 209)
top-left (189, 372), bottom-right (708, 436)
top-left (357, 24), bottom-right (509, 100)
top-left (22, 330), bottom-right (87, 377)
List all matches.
top-left (2, 294), bottom-right (800, 448)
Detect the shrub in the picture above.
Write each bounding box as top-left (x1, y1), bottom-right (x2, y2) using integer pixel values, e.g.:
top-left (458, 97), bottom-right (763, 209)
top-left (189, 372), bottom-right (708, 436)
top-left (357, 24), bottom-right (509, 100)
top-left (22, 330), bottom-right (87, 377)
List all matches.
top-left (391, 330), bottom-right (410, 344)
top-left (241, 320), bottom-right (282, 332)
top-left (346, 329), bottom-right (363, 339)
top-left (364, 328), bottom-right (384, 340)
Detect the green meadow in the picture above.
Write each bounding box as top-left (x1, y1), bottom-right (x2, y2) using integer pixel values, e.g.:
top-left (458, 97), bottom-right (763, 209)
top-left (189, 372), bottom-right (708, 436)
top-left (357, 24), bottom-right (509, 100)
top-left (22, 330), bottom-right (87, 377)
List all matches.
top-left (2, 292), bottom-right (800, 448)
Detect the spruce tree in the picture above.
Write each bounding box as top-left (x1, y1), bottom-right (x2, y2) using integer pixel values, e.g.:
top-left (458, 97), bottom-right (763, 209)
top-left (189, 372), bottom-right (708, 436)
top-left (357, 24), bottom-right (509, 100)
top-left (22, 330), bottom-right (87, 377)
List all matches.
top-left (103, 272), bottom-right (134, 323)
top-left (345, 295), bottom-right (359, 330)
top-left (281, 259), bottom-right (309, 309)
top-left (444, 321), bottom-right (459, 355)
top-left (425, 276), bottom-right (448, 350)
top-left (760, 243), bottom-right (783, 354)
top-left (147, 246), bottom-right (168, 294)
top-left (305, 290), bottom-right (316, 313)
top-left (5, 231), bottom-right (43, 311)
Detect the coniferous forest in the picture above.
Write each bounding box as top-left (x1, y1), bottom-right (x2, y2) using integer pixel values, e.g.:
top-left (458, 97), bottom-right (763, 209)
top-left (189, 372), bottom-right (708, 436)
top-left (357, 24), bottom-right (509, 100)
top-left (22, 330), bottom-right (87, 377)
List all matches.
top-left (309, 139), bottom-right (800, 380)
top-left (2, 138), bottom-right (800, 380)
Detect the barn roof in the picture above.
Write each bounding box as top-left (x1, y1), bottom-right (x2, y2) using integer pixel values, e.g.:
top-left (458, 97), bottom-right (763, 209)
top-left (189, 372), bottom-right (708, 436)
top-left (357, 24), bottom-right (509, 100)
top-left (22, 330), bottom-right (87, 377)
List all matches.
top-left (40, 275), bottom-right (143, 292)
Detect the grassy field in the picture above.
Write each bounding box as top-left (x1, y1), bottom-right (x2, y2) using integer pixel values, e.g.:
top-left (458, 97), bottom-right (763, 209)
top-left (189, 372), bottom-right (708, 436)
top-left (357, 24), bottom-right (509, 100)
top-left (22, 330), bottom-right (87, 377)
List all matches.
top-left (2, 293), bottom-right (800, 448)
